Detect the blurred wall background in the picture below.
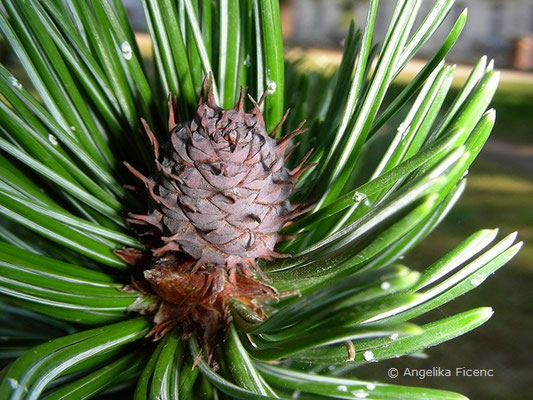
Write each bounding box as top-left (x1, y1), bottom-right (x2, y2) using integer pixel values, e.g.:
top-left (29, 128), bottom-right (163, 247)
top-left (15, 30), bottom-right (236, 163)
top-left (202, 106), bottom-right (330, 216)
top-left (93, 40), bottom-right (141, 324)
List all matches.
top-left (287, 0), bottom-right (533, 69)
top-left (118, 0), bottom-right (533, 69)
top-left (121, 0), bottom-right (147, 30)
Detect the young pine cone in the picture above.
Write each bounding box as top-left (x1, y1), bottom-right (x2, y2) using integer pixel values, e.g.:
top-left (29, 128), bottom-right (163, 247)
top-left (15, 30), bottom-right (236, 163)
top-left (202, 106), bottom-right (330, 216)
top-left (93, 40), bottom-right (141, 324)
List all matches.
top-left (119, 83), bottom-right (312, 359)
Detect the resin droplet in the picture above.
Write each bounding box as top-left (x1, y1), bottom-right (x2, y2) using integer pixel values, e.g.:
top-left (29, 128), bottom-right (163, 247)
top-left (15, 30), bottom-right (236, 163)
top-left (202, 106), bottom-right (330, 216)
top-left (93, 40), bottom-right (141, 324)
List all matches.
top-left (243, 54), bottom-right (251, 67)
top-left (397, 122), bottom-right (410, 139)
top-left (121, 41), bottom-right (133, 60)
top-left (9, 76), bottom-right (22, 89)
top-left (8, 378), bottom-right (22, 390)
top-left (470, 276), bottom-right (484, 287)
top-left (48, 134), bottom-right (58, 146)
top-left (353, 192), bottom-right (365, 202)
top-left (266, 79), bottom-right (277, 94)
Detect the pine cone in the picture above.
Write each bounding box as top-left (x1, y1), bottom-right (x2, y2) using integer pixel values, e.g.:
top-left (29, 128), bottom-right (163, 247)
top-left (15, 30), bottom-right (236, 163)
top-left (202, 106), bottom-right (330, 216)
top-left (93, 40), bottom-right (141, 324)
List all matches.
top-left (121, 83), bottom-right (312, 357)
top-left (126, 87), bottom-right (309, 274)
